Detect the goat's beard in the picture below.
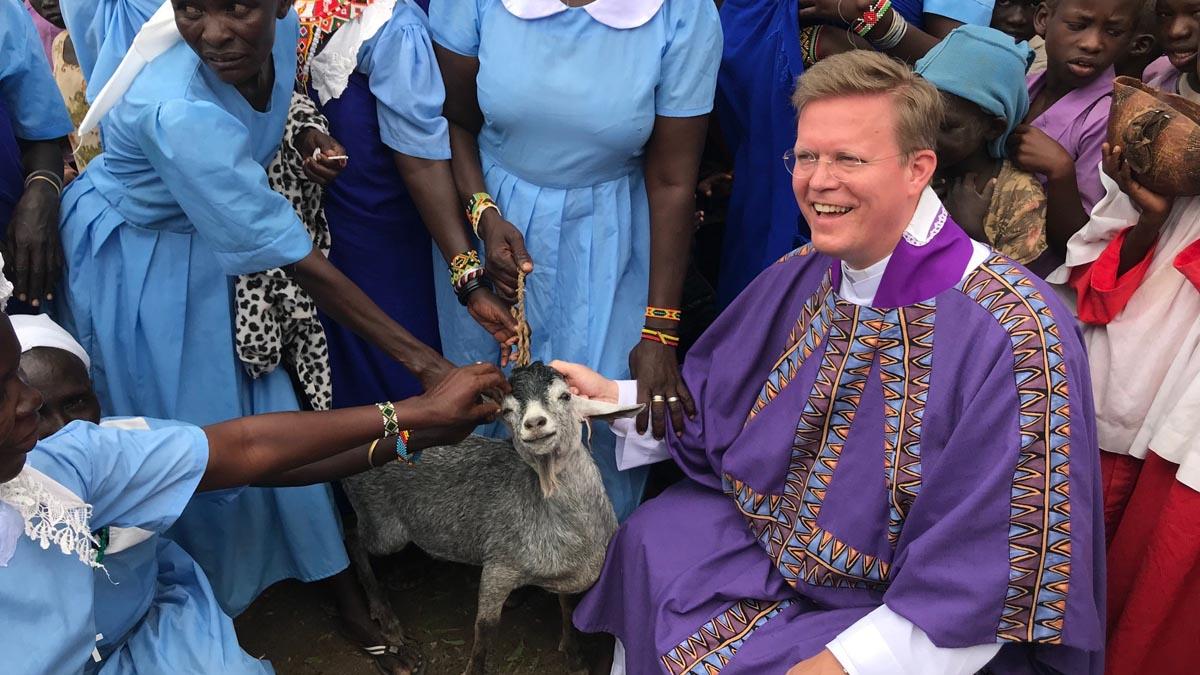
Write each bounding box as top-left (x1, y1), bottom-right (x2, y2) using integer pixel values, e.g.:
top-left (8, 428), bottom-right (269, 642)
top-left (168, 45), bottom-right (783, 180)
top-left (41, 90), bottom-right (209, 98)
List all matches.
top-left (533, 453), bottom-right (560, 498)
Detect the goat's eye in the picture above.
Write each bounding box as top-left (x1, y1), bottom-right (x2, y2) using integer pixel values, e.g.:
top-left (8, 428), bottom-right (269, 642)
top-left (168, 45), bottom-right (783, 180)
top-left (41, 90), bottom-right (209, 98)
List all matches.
top-left (501, 407), bottom-right (514, 416)
top-left (559, 392), bottom-right (571, 402)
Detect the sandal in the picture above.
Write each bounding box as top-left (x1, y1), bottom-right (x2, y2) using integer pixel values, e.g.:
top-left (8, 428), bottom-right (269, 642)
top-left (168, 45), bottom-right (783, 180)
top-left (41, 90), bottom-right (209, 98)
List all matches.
top-left (360, 642), bottom-right (424, 675)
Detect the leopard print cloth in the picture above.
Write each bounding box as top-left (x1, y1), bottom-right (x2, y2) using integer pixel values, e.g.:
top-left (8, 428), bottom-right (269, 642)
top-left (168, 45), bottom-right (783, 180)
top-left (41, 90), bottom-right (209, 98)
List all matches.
top-left (234, 92), bottom-right (333, 410)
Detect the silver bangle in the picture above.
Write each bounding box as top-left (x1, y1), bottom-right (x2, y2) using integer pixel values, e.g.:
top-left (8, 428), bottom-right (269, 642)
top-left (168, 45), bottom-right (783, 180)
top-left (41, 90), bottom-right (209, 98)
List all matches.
top-left (870, 13), bottom-right (908, 51)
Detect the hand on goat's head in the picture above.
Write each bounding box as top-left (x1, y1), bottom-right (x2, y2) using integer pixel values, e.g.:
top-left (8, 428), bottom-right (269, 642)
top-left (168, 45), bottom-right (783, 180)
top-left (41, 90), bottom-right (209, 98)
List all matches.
top-left (500, 362), bottom-right (643, 498)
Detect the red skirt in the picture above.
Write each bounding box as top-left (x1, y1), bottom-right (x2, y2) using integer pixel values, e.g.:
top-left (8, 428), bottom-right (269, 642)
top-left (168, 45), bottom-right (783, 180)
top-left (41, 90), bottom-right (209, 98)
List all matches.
top-left (1102, 451), bottom-right (1200, 675)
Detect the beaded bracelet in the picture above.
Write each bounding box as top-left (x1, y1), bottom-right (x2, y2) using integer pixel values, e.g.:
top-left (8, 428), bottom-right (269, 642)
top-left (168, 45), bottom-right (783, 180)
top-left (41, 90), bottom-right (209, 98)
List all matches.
top-left (394, 429), bottom-right (418, 465)
top-left (450, 250), bottom-right (484, 288)
top-left (376, 401), bottom-right (400, 437)
top-left (467, 192), bottom-right (501, 238)
top-left (641, 327), bottom-right (680, 348)
top-left (852, 0), bottom-right (893, 38)
top-left (645, 306), bottom-right (682, 322)
top-left (799, 25), bottom-right (824, 68)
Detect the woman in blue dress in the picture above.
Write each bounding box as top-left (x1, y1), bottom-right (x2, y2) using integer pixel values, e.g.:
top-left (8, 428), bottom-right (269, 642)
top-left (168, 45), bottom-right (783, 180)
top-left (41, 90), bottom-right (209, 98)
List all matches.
top-left (298, 0), bottom-right (516, 413)
top-left (428, 0), bottom-right (721, 521)
top-left (1, 0), bottom-right (73, 310)
top-left (0, 309), bottom-right (506, 675)
top-left (713, 0), bottom-right (997, 306)
top-left (55, 2), bottom-right (453, 670)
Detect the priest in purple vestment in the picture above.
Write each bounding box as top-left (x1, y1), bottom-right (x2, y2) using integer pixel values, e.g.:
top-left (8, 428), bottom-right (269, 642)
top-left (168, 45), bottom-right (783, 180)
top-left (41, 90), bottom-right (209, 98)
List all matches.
top-left (562, 51), bottom-right (1103, 675)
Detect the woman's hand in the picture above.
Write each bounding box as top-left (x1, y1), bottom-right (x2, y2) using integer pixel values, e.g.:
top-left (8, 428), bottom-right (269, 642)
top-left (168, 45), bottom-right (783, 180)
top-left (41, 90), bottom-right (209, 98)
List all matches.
top-left (411, 362), bottom-right (509, 428)
top-left (549, 360), bottom-right (619, 403)
top-left (5, 180), bottom-right (62, 306)
top-left (1007, 125), bottom-right (1074, 182)
top-left (798, 0), bottom-right (870, 23)
top-left (296, 127), bottom-right (348, 186)
top-left (1104, 143), bottom-right (1174, 226)
top-left (465, 287), bottom-right (520, 365)
top-left (477, 209), bottom-right (533, 301)
top-left (629, 341), bottom-right (695, 440)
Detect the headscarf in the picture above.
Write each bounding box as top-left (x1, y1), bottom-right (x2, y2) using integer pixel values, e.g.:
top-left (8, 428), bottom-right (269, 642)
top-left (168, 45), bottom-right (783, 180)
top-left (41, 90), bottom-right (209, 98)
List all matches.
top-left (10, 313), bottom-right (91, 370)
top-left (915, 25), bottom-right (1034, 159)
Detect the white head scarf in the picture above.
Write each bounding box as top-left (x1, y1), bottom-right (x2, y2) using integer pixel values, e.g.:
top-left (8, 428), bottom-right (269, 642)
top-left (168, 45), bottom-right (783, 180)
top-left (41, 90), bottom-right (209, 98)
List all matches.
top-left (10, 314), bottom-right (91, 371)
top-left (77, 0), bottom-right (181, 137)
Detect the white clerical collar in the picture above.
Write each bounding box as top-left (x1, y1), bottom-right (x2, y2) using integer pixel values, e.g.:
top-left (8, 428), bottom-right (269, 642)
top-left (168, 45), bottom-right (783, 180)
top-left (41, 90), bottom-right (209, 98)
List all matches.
top-left (500, 0), bottom-right (665, 28)
top-left (837, 187), bottom-right (990, 306)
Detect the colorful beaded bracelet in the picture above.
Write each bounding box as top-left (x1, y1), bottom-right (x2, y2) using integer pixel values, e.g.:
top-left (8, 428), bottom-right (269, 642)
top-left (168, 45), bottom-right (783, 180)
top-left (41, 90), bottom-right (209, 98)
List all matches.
top-left (395, 429), bottom-right (417, 465)
top-left (376, 401), bottom-right (400, 437)
top-left (450, 250), bottom-right (484, 289)
top-left (645, 306), bottom-right (682, 322)
top-left (852, 0), bottom-right (893, 38)
top-left (467, 192), bottom-right (501, 238)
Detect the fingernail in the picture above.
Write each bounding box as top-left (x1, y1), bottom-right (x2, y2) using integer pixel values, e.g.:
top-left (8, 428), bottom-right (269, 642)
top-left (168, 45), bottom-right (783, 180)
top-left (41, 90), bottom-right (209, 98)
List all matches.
top-left (18, 294), bottom-right (25, 301)
top-left (30, 299), bottom-right (39, 307)
top-left (45, 293), bottom-right (52, 300)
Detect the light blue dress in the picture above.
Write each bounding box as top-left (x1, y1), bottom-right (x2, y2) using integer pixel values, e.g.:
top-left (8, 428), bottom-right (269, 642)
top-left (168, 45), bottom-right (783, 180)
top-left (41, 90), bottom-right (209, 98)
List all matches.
top-left (0, 420), bottom-right (207, 675)
top-left (428, 0), bottom-right (721, 521)
top-left (56, 11), bottom-right (350, 616)
top-left (59, 0), bottom-right (161, 100)
top-left (89, 419), bottom-right (271, 675)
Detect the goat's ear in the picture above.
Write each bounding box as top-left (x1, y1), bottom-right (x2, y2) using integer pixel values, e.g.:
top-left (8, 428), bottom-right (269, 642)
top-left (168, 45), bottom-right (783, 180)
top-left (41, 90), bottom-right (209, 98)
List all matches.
top-left (575, 398), bottom-right (644, 423)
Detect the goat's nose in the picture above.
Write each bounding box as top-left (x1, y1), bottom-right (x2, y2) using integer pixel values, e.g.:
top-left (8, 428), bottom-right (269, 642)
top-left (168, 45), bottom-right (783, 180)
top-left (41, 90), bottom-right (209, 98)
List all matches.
top-left (524, 415), bottom-right (548, 431)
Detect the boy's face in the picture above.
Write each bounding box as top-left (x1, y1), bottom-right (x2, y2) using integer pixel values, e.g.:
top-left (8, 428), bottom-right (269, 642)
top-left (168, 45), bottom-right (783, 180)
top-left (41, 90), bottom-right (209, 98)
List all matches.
top-left (1155, 0), bottom-right (1200, 74)
top-left (1037, 0), bottom-right (1139, 88)
top-left (992, 0), bottom-right (1039, 42)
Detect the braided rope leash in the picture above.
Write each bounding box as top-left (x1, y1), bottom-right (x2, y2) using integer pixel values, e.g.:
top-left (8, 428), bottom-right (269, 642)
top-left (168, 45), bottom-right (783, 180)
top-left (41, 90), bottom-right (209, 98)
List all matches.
top-left (510, 270), bottom-right (532, 367)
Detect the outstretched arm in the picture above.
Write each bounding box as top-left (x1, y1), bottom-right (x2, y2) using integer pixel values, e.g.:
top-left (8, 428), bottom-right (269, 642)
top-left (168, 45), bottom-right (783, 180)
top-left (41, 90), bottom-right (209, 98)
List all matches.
top-left (201, 363), bottom-right (506, 491)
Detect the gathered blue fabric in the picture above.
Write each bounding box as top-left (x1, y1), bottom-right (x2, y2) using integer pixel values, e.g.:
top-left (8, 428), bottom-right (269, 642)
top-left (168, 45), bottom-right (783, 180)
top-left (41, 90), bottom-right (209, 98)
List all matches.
top-left (915, 24), bottom-right (1034, 159)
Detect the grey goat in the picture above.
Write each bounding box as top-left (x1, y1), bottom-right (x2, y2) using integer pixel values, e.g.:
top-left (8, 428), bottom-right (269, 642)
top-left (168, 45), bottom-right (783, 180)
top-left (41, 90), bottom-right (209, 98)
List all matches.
top-left (342, 362), bottom-right (642, 674)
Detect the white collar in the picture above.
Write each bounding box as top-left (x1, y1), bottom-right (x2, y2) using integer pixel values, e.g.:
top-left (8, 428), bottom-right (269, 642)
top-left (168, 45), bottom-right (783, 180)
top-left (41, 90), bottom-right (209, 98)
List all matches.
top-left (837, 187), bottom-right (986, 306)
top-left (500, 0), bottom-right (665, 29)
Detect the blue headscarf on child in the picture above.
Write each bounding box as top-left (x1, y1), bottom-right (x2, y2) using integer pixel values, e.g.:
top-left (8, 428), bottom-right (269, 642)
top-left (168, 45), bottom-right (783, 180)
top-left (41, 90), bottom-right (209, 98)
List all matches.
top-left (915, 25), bottom-right (1034, 159)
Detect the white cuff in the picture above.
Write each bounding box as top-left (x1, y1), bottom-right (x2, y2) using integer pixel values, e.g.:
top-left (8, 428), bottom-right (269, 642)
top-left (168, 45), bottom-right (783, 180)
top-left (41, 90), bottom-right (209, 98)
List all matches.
top-left (611, 380), bottom-right (670, 470)
top-left (826, 605), bottom-right (1001, 675)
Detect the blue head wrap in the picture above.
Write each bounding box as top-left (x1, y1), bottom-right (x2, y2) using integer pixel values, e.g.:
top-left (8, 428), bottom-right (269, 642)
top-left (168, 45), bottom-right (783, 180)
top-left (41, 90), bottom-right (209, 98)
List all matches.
top-left (915, 25), bottom-right (1034, 159)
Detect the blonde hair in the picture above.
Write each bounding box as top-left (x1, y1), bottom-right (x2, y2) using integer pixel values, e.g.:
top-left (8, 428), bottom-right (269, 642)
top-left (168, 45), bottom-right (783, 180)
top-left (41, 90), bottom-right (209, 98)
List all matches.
top-left (791, 50), bottom-right (944, 155)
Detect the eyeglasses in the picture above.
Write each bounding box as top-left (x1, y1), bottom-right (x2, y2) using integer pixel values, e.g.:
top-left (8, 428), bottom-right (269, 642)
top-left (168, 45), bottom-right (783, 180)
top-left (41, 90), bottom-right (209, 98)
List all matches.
top-left (783, 149), bottom-right (906, 181)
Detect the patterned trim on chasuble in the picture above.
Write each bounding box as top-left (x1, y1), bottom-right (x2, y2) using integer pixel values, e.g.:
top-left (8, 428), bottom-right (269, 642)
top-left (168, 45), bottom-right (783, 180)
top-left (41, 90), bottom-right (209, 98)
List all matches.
top-left (660, 599), bottom-right (792, 675)
top-left (728, 271), bottom-right (936, 593)
top-left (958, 257), bottom-right (1071, 644)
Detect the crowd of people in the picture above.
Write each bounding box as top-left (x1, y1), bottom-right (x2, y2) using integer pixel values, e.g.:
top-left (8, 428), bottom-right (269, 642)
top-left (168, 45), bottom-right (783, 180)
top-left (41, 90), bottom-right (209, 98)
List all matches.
top-left (0, 0), bottom-right (1197, 673)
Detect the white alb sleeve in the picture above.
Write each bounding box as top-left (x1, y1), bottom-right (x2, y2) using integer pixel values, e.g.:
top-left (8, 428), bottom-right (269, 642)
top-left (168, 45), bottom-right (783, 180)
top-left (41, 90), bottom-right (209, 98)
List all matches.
top-left (826, 605), bottom-right (1002, 675)
top-left (610, 380), bottom-right (671, 470)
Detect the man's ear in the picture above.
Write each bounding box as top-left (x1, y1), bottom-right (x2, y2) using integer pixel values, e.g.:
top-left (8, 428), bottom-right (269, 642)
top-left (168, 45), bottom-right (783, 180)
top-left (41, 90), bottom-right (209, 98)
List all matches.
top-left (1034, 2), bottom-right (1050, 40)
top-left (908, 149), bottom-right (939, 196)
top-left (574, 398), bottom-right (644, 424)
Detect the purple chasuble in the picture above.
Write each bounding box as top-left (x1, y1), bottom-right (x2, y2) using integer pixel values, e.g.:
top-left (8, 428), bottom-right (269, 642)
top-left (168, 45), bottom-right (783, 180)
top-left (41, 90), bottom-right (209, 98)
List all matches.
top-left (575, 219), bottom-right (1104, 674)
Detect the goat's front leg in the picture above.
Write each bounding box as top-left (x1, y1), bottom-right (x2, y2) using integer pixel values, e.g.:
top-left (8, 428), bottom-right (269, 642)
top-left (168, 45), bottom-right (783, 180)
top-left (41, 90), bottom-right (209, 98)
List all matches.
top-left (558, 593), bottom-right (587, 673)
top-left (345, 525), bottom-right (405, 642)
top-left (463, 565), bottom-right (522, 675)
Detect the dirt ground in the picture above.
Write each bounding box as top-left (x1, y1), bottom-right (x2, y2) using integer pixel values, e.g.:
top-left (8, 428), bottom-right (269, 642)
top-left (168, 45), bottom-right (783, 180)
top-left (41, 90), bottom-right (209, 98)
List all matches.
top-left (235, 546), bottom-right (610, 675)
